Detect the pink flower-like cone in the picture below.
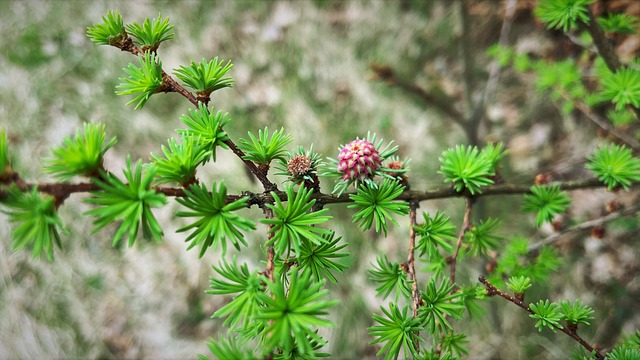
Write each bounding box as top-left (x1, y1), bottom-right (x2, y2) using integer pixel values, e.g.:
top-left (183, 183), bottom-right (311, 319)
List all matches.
top-left (337, 138), bottom-right (382, 181)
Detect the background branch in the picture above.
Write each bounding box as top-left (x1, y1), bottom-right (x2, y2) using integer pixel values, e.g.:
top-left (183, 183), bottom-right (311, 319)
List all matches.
top-left (406, 201), bottom-right (421, 316)
top-left (528, 202), bottom-right (640, 253)
top-left (369, 63), bottom-right (467, 130)
top-left (583, 6), bottom-right (640, 121)
top-left (1, 176), bottom-right (610, 208)
top-left (449, 196), bottom-right (473, 285)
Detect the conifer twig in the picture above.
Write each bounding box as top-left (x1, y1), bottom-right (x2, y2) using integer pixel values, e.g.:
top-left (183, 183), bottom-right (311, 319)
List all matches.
top-left (479, 275), bottom-right (605, 359)
top-left (449, 197), bottom-right (473, 285)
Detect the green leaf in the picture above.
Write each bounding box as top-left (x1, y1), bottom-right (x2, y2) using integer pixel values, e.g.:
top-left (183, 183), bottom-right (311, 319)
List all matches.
top-left (274, 331), bottom-right (331, 360)
top-left (495, 238), bottom-right (562, 287)
top-left (607, 109), bottom-right (636, 127)
top-left (422, 252), bottom-right (448, 279)
top-left (0, 128), bottom-right (10, 179)
top-left (177, 103), bottom-right (231, 162)
top-left (620, 330), bottom-right (640, 348)
top-left (2, 188), bottom-right (66, 261)
top-left (85, 156), bottom-right (167, 247)
top-left (238, 127), bottom-right (292, 167)
top-left (199, 335), bottom-right (254, 360)
top-left (419, 277), bottom-right (465, 334)
top-left (368, 254), bottom-right (412, 301)
top-left (257, 270), bottom-right (338, 357)
top-left (207, 258), bottom-right (265, 329)
top-left (570, 347), bottom-right (598, 360)
top-left (586, 143), bottom-right (640, 190)
top-left (176, 181), bottom-right (255, 257)
top-left (414, 210), bottom-right (456, 258)
top-left (606, 347), bottom-right (640, 360)
top-left (261, 185), bottom-right (332, 257)
top-left (522, 184), bottom-right (571, 227)
top-left (598, 14), bottom-right (640, 35)
top-left (174, 57), bottom-right (234, 98)
top-left (439, 331), bottom-right (469, 358)
top-left (150, 134), bottom-right (210, 185)
top-left (349, 178), bottom-right (409, 236)
top-left (369, 302), bottom-right (423, 360)
top-left (294, 232), bottom-right (349, 284)
top-left (465, 218), bottom-right (502, 256)
top-left (44, 123), bottom-right (117, 181)
top-left (600, 68), bottom-right (640, 110)
top-left (530, 57), bottom-right (589, 116)
top-left (506, 276), bottom-right (532, 295)
top-left (487, 44), bottom-right (515, 68)
top-left (125, 14), bottom-right (174, 51)
top-left (558, 299), bottom-right (594, 327)
top-left (115, 52), bottom-right (163, 109)
top-left (529, 299), bottom-right (563, 333)
top-left (86, 10), bottom-right (127, 47)
top-left (479, 142), bottom-right (508, 169)
top-left (528, 246), bottom-right (562, 282)
top-left (438, 144), bottom-right (494, 194)
top-left (459, 284), bottom-right (487, 320)
top-left (535, 0), bottom-right (594, 32)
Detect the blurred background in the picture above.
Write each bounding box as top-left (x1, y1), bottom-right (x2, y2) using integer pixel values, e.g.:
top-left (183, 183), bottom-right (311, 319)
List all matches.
top-left (0, 0), bottom-right (639, 359)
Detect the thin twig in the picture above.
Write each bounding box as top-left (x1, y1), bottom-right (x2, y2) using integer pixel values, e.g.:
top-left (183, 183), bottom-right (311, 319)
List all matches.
top-left (449, 196), bottom-right (474, 285)
top-left (571, 99), bottom-right (640, 151)
top-left (113, 38), bottom-right (277, 192)
top-left (582, 6), bottom-right (640, 121)
top-left (459, 0), bottom-right (474, 115)
top-left (479, 0), bottom-right (518, 112)
top-left (478, 275), bottom-right (605, 359)
top-left (406, 201), bottom-right (421, 316)
top-left (583, 8), bottom-right (621, 72)
top-left (369, 63), bottom-right (467, 130)
top-left (262, 206), bottom-right (276, 283)
top-left (2, 177), bottom-right (612, 208)
top-left (223, 139), bottom-right (278, 192)
top-left (527, 203), bottom-right (640, 253)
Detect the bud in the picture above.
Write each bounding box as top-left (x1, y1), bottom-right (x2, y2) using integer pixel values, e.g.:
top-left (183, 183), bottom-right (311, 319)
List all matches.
top-left (287, 155), bottom-right (313, 178)
top-left (534, 172), bottom-right (552, 185)
top-left (605, 200), bottom-right (622, 214)
top-left (591, 225), bottom-right (605, 239)
top-left (337, 138), bottom-right (382, 181)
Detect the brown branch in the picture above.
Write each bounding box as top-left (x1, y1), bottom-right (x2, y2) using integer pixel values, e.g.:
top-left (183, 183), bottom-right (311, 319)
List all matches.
top-left (0, 179), bottom-right (187, 201)
top-left (111, 38), bottom-right (277, 192)
top-left (583, 6), bottom-right (640, 121)
top-left (572, 99), bottom-right (640, 151)
top-left (223, 139), bottom-right (278, 192)
top-left (161, 72), bottom-right (199, 106)
top-left (449, 196), bottom-right (473, 285)
top-left (478, 275), bottom-right (605, 360)
top-left (527, 203), bottom-right (640, 253)
top-left (406, 201), bottom-right (421, 317)
top-left (479, 0), bottom-right (518, 113)
top-left (459, 0), bottom-right (474, 115)
top-left (584, 8), bottom-right (621, 72)
top-left (262, 206), bottom-right (276, 283)
top-left (3, 177), bottom-right (611, 210)
top-left (369, 63), bottom-right (466, 130)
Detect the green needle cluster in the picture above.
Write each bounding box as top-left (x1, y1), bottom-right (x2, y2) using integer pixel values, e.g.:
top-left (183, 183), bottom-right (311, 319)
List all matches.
top-left (349, 178), bottom-right (408, 236)
top-left (176, 181), bottom-right (255, 257)
top-left (44, 122), bottom-right (117, 181)
top-left (85, 157), bottom-right (167, 247)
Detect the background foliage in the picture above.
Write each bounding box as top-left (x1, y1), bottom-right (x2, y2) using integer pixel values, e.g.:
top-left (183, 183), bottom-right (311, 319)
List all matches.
top-left (1, 0), bottom-right (639, 359)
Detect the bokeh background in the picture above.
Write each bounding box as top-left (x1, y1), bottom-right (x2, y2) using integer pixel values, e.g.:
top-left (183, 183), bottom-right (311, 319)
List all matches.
top-left (1, 0), bottom-right (639, 359)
